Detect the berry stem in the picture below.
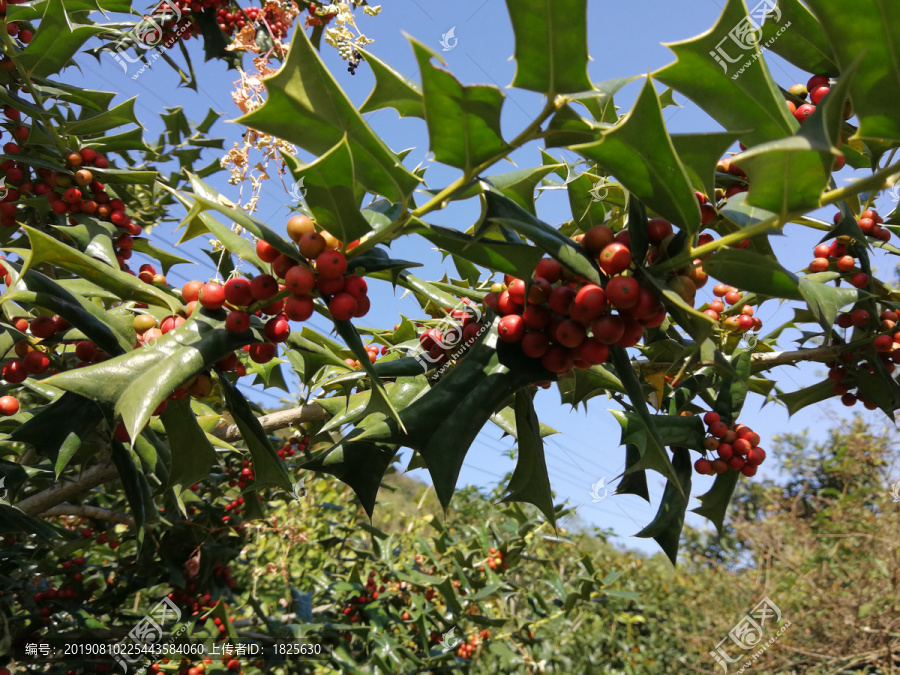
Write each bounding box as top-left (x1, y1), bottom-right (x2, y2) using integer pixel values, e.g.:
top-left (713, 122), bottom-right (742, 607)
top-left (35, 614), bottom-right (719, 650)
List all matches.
top-left (820, 158), bottom-right (900, 207)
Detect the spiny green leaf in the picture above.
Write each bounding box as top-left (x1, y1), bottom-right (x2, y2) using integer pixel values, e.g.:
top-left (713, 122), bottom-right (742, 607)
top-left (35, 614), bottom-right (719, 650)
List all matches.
top-left (500, 391), bottom-right (556, 526)
top-left (572, 78), bottom-right (702, 234)
top-left (65, 97), bottom-right (139, 136)
top-left (778, 379), bottom-right (835, 416)
top-left (692, 469), bottom-right (739, 535)
top-left (10, 392), bottom-right (104, 465)
top-left (412, 222), bottom-right (544, 277)
top-left (131, 238), bottom-right (193, 276)
top-left (702, 248), bottom-right (802, 300)
top-left (671, 132), bottom-right (743, 201)
top-left (654, 0), bottom-right (797, 147)
top-left (43, 309), bottom-right (266, 442)
top-left (505, 0), bottom-right (592, 95)
top-left (609, 347), bottom-right (683, 492)
top-left (217, 372), bottom-right (293, 491)
top-left (410, 38), bottom-right (508, 173)
top-left (635, 446), bottom-right (692, 564)
top-left (758, 0), bottom-right (839, 76)
top-left (735, 65), bottom-right (854, 216)
top-left (16, 226), bottom-right (181, 313)
top-left (358, 48), bottom-right (424, 118)
top-left (17, 0), bottom-right (106, 78)
top-left (482, 190), bottom-right (602, 284)
top-left (282, 138), bottom-right (373, 244)
top-left (237, 27), bottom-right (419, 202)
top-left (799, 275), bottom-right (862, 333)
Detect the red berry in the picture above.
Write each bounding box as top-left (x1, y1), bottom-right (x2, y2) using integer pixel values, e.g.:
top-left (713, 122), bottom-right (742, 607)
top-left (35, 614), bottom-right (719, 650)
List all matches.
top-left (874, 335), bottom-right (893, 352)
top-left (535, 258), bottom-right (561, 284)
top-left (591, 315), bottom-right (625, 344)
top-left (809, 86), bottom-right (830, 105)
top-left (182, 280), bottom-right (203, 303)
top-left (498, 314), bottom-right (526, 343)
top-left (284, 295), bottom-right (314, 322)
top-left (647, 218), bottom-right (673, 245)
top-left (342, 274), bottom-right (368, 299)
top-left (578, 338), bottom-right (609, 365)
top-left (250, 274), bottom-right (278, 301)
top-left (598, 243), bottom-right (632, 275)
top-left (23, 350), bottom-right (49, 374)
top-left (571, 285), bottom-right (606, 322)
top-left (794, 103), bottom-right (816, 123)
top-left (249, 343), bottom-right (277, 364)
top-left (199, 282), bottom-right (226, 310)
top-left (256, 238), bottom-right (280, 263)
top-left (316, 251), bottom-right (348, 279)
top-left (553, 318), bottom-right (584, 348)
top-left (225, 311), bottom-right (250, 333)
top-left (264, 316), bottom-right (291, 343)
top-left (522, 304), bottom-right (551, 330)
top-left (746, 447), bottom-right (766, 465)
top-left (709, 421), bottom-right (728, 438)
top-left (224, 277), bottom-right (253, 306)
top-left (329, 293), bottom-right (357, 321)
top-left (807, 74), bottom-right (829, 91)
top-left (284, 265), bottom-right (316, 295)
top-left (605, 276), bottom-right (640, 310)
top-left (521, 332), bottom-right (550, 358)
top-left (703, 411), bottom-right (720, 426)
top-left (0, 395), bottom-right (18, 416)
top-left (694, 458), bottom-right (712, 474)
top-left (809, 257), bottom-right (829, 273)
top-left (581, 225), bottom-right (615, 255)
top-left (850, 272), bottom-right (869, 289)
top-left (540, 345), bottom-right (574, 374)
top-left (851, 309), bottom-right (869, 327)
top-left (75, 340), bottom-right (97, 361)
top-left (548, 286), bottom-right (576, 316)
top-left (30, 315), bottom-right (57, 338)
top-left (506, 278), bottom-right (526, 305)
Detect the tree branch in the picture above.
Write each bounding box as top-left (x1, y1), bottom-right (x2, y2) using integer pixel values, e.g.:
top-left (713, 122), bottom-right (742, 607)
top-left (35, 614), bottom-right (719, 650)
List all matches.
top-left (15, 403), bottom-right (332, 515)
top-left (39, 504), bottom-right (136, 527)
top-left (640, 341), bottom-right (865, 373)
top-left (15, 463), bottom-right (120, 516)
top-left (211, 403), bottom-right (329, 441)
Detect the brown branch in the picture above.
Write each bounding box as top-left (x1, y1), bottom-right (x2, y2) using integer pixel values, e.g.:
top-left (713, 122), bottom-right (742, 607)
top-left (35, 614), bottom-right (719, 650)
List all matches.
top-left (16, 403), bottom-right (332, 516)
top-left (39, 504), bottom-right (136, 528)
top-left (15, 462), bottom-right (120, 516)
top-left (639, 341), bottom-right (867, 373)
top-left (211, 403), bottom-right (329, 441)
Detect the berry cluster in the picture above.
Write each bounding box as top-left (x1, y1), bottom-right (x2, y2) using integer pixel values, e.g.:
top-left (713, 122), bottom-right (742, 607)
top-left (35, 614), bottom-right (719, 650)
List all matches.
top-left (702, 284), bottom-right (763, 333)
top-left (340, 570), bottom-right (386, 625)
top-left (482, 546), bottom-right (506, 572)
top-left (454, 631), bottom-right (491, 659)
top-left (3, 148), bottom-right (126, 233)
top-left (276, 434), bottom-right (309, 459)
top-left (415, 301), bottom-right (484, 367)
top-left (787, 74), bottom-right (850, 125)
top-left (828, 308), bottom-right (900, 409)
top-left (484, 225), bottom-right (668, 375)
top-left (785, 74), bottom-right (853, 170)
top-left (693, 412), bottom-right (766, 477)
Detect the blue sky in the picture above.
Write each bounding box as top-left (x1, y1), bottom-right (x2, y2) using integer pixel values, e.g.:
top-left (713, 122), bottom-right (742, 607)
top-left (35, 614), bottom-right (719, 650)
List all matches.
top-left (75, 0), bottom-right (899, 554)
